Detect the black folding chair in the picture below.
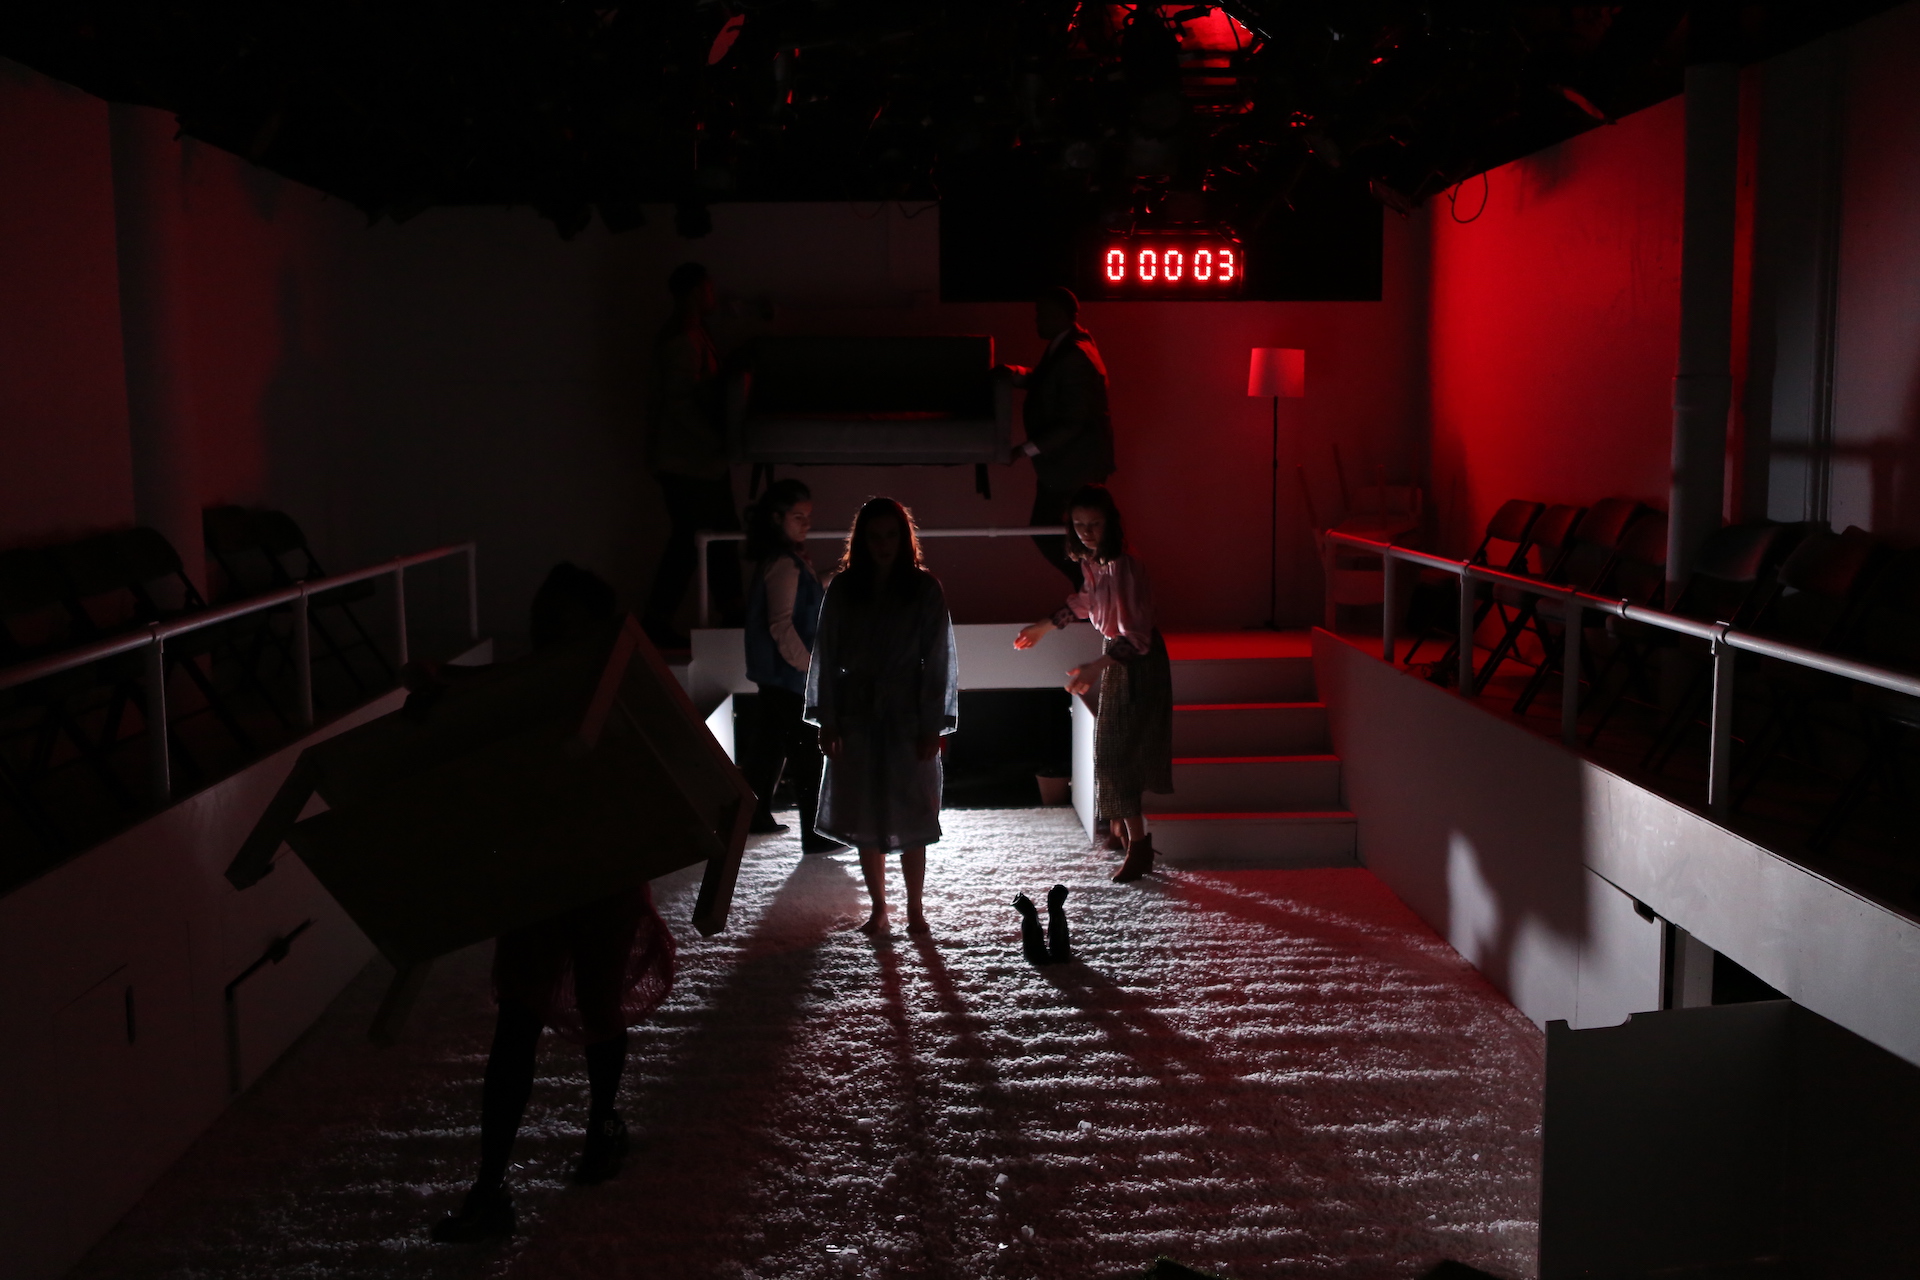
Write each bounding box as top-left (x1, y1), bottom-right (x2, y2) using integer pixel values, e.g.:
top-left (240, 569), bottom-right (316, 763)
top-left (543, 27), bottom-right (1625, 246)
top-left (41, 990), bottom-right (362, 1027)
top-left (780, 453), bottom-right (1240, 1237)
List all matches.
top-left (0, 545), bottom-right (138, 822)
top-left (1513, 508), bottom-right (1668, 718)
top-left (1403, 499), bottom-right (1544, 670)
top-left (1590, 520), bottom-right (1805, 752)
top-left (47, 531), bottom-right (240, 783)
top-left (1729, 526), bottom-right (1887, 810)
top-left (249, 510), bottom-right (395, 697)
top-left (1473, 498), bottom-right (1644, 696)
top-left (1802, 548), bottom-right (1920, 851)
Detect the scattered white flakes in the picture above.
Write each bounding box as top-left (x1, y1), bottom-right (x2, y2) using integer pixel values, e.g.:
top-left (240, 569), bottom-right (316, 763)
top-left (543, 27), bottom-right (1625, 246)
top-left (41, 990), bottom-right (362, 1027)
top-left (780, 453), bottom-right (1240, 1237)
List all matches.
top-left (64, 808), bottom-right (1545, 1280)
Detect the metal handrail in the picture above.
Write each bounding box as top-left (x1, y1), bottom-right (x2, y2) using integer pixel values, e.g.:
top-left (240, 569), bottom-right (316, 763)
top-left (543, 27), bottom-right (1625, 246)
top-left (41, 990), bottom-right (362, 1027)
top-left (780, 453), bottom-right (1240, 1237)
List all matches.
top-left (695, 525), bottom-right (1065, 626)
top-left (0, 541), bottom-right (479, 805)
top-left (1328, 529), bottom-right (1920, 815)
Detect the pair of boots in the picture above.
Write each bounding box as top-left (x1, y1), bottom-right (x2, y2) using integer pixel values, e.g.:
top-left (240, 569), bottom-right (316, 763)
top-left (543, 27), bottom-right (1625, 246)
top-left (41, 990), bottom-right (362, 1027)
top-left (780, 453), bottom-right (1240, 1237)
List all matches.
top-left (1014, 885), bottom-right (1072, 965)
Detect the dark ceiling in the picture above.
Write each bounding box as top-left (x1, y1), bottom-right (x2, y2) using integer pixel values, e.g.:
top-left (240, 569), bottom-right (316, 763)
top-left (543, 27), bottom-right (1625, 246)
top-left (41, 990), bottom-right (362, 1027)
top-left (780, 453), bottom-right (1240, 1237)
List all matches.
top-left (0, 3), bottom-right (1897, 239)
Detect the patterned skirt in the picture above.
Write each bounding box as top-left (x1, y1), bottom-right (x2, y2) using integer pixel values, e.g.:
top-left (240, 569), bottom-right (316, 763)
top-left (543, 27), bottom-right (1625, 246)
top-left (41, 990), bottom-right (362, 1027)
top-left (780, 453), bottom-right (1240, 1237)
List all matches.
top-left (1091, 630), bottom-right (1174, 824)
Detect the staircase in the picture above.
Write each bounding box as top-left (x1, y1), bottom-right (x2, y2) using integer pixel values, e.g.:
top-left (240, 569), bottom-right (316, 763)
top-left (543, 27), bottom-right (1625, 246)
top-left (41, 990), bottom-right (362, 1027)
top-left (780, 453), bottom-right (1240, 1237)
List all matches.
top-left (1075, 632), bottom-right (1357, 865)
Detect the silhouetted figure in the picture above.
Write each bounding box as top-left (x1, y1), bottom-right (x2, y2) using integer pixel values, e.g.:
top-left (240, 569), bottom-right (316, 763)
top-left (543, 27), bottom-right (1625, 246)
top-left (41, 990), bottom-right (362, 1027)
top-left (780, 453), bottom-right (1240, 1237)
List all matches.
top-left (998, 286), bottom-right (1113, 592)
top-left (642, 263), bottom-right (742, 647)
top-left (432, 564), bottom-right (677, 1244)
top-left (741, 479), bottom-right (843, 853)
top-left (807, 498), bottom-right (958, 934)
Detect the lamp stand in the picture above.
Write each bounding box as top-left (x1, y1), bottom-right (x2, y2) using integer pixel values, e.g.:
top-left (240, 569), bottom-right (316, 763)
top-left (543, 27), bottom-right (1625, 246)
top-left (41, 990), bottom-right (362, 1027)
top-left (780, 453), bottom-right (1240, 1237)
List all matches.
top-left (1266, 394), bottom-right (1280, 630)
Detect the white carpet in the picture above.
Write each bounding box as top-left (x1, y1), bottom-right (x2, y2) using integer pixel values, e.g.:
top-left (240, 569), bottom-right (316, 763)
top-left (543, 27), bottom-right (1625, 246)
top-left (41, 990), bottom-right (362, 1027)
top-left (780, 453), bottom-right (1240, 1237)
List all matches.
top-left (73, 809), bottom-right (1543, 1280)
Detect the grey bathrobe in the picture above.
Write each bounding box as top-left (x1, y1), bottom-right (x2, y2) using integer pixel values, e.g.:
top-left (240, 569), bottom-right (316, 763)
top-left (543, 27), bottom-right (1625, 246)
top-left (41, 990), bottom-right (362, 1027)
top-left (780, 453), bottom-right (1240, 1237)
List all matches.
top-left (804, 569), bottom-right (958, 849)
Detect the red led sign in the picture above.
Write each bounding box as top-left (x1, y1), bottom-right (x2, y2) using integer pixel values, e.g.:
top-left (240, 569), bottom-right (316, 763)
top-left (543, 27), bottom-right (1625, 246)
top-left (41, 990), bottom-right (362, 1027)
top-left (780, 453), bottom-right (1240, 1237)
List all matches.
top-left (1086, 232), bottom-right (1245, 298)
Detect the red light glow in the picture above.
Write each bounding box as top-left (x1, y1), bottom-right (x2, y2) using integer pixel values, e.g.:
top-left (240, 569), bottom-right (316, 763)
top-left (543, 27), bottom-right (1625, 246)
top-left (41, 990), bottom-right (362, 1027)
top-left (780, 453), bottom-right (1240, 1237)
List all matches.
top-left (1105, 249), bottom-right (1125, 282)
top-left (1165, 250), bottom-right (1183, 281)
top-left (1139, 249), bottom-right (1158, 282)
top-left (1195, 250), bottom-right (1212, 280)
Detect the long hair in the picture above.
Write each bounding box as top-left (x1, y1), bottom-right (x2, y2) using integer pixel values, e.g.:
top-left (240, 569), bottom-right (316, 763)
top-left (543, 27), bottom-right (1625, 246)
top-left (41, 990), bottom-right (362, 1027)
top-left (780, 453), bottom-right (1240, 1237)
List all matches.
top-left (1064, 484), bottom-right (1128, 563)
top-left (835, 497), bottom-right (925, 601)
top-left (744, 478), bottom-right (813, 564)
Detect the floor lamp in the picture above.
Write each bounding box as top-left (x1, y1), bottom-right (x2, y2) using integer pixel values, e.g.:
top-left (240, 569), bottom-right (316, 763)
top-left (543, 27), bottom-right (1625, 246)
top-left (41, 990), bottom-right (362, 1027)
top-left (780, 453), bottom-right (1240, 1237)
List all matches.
top-left (1248, 348), bottom-right (1306, 629)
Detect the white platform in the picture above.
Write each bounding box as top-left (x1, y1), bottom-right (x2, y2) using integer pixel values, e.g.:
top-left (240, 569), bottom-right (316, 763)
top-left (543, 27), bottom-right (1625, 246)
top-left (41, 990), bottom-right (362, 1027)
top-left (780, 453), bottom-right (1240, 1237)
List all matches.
top-left (684, 622), bottom-right (1107, 712)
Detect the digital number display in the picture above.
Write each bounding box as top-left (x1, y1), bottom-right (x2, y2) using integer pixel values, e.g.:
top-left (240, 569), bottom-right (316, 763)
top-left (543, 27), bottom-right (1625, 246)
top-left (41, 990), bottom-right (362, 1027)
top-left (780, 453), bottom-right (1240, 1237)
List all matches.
top-left (1085, 232), bottom-right (1244, 298)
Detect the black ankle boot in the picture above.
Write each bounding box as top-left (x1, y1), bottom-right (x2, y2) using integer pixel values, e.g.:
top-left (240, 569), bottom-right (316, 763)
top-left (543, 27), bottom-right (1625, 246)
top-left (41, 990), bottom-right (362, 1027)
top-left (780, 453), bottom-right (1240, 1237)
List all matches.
top-left (1045, 884), bottom-right (1071, 963)
top-left (574, 1113), bottom-right (630, 1185)
top-left (1012, 895), bottom-right (1050, 965)
top-left (430, 1182), bottom-right (515, 1243)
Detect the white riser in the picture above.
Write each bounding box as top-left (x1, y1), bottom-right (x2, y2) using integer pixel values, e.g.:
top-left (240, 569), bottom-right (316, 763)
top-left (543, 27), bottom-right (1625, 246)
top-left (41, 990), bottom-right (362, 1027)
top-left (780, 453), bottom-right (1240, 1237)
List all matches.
top-left (1172, 703), bottom-right (1329, 756)
top-left (1150, 812), bottom-right (1358, 866)
top-left (1147, 756), bottom-right (1343, 812)
top-left (1171, 657), bottom-right (1316, 704)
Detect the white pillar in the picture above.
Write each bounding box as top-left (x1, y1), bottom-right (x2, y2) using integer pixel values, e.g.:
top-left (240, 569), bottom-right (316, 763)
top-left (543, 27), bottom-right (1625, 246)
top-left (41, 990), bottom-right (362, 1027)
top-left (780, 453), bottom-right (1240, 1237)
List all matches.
top-left (110, 103), bottom-right (205, 596)
top-left (1668, 62), bottom-right (1741, 598)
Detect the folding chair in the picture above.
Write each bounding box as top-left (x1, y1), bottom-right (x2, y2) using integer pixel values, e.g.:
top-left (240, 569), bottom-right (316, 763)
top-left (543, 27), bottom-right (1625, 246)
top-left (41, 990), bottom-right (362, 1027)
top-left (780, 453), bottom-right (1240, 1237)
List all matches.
top-left (47, 531), bottom-right (241, 782)
top-left (249, 510), bottom-right (396, 697)
top-left (0, 545), bottom-right (138, 820)
top-left (1614, 521), bottom-right (1807, 760)
top-left (1513, 507), bottom-right (1668, 717)
top-left (1728, 526), bottom-right (1886, 810)
top-left (1472, 498), bottom-right (1644, 695)
top-left (1404, 499), bottom-right (1544, 671)
top-left (1802, 548), bottom-right (1920, 851)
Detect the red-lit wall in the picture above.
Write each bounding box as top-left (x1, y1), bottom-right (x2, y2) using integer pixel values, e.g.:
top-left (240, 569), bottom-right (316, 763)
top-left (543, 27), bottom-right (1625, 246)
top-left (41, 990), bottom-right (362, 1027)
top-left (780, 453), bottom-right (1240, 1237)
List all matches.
top-left (0, 61), bottom-right (133, 546)
top-left (1427, 98), bottom-right (1686, 556)
top-left (1, 58), bottom-right (1425, 640)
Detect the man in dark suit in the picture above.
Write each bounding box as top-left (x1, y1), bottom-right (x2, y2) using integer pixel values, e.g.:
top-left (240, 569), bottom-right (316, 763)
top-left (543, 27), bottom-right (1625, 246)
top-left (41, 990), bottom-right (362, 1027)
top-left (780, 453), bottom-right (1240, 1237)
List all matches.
top-left (999, 286), bottom-right (1114, 590)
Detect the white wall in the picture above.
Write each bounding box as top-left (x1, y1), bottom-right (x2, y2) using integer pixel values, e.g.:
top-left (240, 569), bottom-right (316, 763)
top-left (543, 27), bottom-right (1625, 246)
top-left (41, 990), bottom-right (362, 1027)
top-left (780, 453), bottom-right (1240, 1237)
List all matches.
top-left (0, 694), bottom-right (402, 1280)
top-left (1313, 630), bottom-right (1920, 1065)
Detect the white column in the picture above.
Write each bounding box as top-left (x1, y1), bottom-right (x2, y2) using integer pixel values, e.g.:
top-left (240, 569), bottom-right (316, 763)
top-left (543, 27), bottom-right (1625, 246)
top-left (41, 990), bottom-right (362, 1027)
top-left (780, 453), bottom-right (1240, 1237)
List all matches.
top-left (109, 103), bottom-right (205, 596)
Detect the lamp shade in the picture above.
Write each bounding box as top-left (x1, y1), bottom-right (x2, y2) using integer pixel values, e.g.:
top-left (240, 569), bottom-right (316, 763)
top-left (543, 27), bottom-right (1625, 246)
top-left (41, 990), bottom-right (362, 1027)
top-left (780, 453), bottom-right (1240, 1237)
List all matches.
top-left (1248, 347), bottom-right (1306, 398)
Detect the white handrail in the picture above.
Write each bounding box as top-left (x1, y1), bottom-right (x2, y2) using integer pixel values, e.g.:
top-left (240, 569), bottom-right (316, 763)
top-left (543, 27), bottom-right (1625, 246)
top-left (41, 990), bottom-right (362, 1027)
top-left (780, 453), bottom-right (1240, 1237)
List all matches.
top-left (695, 526), bottom-right (1065, 627)
top-left (0, 541), bottom-right (479, 805)
top-left (1329, 528), bottom-right (1920, 815)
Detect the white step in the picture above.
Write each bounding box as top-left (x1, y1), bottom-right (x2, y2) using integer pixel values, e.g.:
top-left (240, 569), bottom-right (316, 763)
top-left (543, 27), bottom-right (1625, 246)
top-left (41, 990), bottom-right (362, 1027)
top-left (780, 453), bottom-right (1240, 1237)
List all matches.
top-left (1146, 755), bottom-right (1343, 812)
top-left (1150, 811), bottom-right (1358, 866)
top-left (1172, 702), bottom-right (1329, 756)
top-left (1171, 657), bottom-right (1316, 704)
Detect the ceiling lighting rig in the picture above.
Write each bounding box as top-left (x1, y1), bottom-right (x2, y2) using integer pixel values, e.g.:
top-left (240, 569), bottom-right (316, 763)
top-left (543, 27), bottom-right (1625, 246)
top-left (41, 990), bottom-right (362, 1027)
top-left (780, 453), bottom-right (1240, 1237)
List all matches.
top-left (0, 2), bottom-right (1901, 242)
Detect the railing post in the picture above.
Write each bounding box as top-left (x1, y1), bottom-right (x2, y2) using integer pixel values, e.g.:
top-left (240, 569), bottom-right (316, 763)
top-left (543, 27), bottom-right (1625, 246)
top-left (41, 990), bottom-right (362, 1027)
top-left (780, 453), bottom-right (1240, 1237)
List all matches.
top-left (144, 633), bottom-right (170, 806)
top-left (696, 533), bottom-right (711, 630)
top-left (1708, 634), bottom-right (1735, 814)
top-left (1562, 598), bottom-right (1582, 747)
top-left (393, 565), bottom-right (409, 668)
top-left (1457, 569), bottom-right (1476, 695)
top-left (294, 590), bottom-right (314, 729)
top-left (466, 545), bottom-right (479, 640)
top-left (1381, 551), bottom-right (1398, 664)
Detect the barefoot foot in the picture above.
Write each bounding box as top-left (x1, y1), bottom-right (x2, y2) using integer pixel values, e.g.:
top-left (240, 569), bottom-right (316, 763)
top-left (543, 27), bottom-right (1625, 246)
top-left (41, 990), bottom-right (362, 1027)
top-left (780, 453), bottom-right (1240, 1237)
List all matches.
top-left (906, 912), bottom-right (930, 935)
top-left (858, 909), bottom-right (890, 935)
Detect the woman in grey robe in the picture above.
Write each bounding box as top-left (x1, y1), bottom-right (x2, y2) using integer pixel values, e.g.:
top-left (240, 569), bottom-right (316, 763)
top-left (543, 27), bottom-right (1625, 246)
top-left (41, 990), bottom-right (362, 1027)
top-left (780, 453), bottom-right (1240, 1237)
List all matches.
top-left (805, 498), bottom-right (958, 934)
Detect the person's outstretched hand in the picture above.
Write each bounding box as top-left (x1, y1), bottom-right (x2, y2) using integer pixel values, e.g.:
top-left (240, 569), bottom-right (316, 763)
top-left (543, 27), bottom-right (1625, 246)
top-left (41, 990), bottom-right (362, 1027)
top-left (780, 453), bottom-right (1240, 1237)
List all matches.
top-left (1014, 622), bottom-right (1052, 650)
top-left (1066, 655), bottom-right (1115, 697)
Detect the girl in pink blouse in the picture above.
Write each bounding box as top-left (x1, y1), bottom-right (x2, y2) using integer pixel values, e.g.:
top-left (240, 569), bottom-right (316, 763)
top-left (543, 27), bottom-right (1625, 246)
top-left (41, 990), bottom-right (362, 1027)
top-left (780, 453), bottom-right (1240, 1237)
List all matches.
top-left (1015, 484), bottom-right (1173, 880)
